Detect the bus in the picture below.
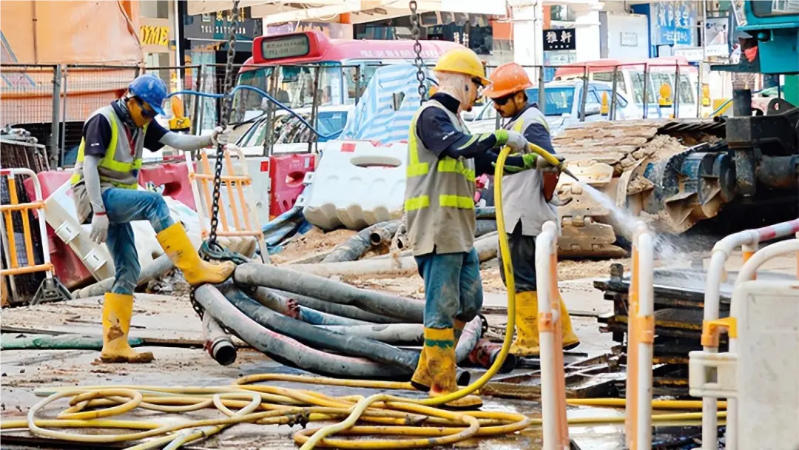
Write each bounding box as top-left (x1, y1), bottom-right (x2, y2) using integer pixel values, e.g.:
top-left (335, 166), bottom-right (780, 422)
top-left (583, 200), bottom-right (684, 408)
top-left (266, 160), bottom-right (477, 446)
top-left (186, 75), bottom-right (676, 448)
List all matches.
top-left (554, 56), bottom-right (706, 119)
top-left (232, 31), bottom-right (463, 122)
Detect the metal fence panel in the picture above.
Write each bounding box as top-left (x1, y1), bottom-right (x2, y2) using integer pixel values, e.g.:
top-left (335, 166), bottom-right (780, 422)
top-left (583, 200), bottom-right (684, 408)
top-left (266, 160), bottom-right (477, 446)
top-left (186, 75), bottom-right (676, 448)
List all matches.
top-left (0, 64), bottom-right (60, 162)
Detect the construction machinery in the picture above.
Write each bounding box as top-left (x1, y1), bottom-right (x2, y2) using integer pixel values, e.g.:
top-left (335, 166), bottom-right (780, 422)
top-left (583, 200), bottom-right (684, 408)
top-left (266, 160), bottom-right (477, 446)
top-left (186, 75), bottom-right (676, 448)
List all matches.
top-left (554, 0), bottom-right (799, 259)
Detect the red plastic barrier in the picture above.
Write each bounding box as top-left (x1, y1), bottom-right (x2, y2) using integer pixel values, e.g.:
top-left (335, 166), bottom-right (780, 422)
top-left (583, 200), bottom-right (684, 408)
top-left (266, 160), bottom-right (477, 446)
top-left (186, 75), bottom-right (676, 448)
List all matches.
top-left (138, 162), bottom-right (196, 210)
top-left (268, 154), bottom-right (315, 219)
top-left (23, 171), bottom-right (94, 289)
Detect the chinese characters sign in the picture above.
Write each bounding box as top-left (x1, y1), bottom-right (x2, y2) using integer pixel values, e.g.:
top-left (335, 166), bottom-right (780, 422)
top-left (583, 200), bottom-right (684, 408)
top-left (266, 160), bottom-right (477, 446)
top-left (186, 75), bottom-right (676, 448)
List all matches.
top-left (652, 2), bottom-right (696, 46)
top-left (542, 28), bottom-right (576, 51)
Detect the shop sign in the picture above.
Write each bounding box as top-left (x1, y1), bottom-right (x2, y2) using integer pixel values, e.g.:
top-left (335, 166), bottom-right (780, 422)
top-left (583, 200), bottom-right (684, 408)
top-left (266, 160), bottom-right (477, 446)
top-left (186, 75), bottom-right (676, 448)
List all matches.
top-left (140, 25), bottom-right (170, 47)
top-left (652, 1), bottom-right (696, 46)
top-left (183, 7), bottom-right (263, 41)
top-left (543, 28), bottom-right (576, 51)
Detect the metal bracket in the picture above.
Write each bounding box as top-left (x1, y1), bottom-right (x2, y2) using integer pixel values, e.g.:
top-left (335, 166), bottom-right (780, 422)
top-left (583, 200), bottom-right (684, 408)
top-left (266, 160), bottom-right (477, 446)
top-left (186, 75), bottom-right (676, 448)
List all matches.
top-left (31, 277), bottom-right (72, 306)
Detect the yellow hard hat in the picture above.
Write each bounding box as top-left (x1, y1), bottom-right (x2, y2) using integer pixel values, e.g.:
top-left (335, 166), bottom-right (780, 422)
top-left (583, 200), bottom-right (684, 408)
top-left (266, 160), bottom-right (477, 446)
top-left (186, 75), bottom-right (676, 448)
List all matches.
top-left (434, 47), bottom-right (490, 86)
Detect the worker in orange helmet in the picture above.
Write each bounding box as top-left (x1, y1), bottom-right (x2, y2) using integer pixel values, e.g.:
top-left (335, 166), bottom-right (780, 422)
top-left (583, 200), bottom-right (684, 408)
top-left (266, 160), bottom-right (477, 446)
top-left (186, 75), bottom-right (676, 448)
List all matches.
top-left (482, 62), bottom-right (580, 357)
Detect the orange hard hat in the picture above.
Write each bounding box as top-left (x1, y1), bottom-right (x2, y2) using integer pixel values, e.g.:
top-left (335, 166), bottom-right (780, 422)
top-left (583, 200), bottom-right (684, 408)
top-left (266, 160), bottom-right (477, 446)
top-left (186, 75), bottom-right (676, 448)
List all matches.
top-left (483, 63), bottom-right (533, 99)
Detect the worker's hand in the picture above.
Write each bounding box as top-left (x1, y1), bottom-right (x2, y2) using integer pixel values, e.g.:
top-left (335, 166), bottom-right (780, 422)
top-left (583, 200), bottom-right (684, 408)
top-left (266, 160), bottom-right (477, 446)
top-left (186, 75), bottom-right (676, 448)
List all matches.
top-left (536, 154), bottom-right (565, 170)
top-left (211, 126), bottom-right (231, 146)
top-left (90, 212), bottom-right (110, 244)
top-left (504, 130), bottom-right (528, 153)
top-left (496, 153), bottom-right (538, 175)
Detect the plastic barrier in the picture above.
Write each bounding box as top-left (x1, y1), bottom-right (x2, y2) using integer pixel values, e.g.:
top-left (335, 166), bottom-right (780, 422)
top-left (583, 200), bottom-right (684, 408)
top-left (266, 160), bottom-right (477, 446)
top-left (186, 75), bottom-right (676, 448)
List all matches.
top-left (690, 237), bottom-right (799, 450)
top-left (535, 221), bottom-right (570, 450)
top-left (0, 168), bottom-right (70, 305)
top-left (269, 153), bottom-right (315, 219)
top-left (187, 147), bottom-right (268, 260)
top-left (625, 224), bottom-right (655, 450)
top-left (23, 171), bottom-right (95, 289)
top-left (692, 218), bottom-right (799, 449)
top-left (301, 140), bottom-right (407, 230)
top-left (139, 162), bottom-right (196, 210)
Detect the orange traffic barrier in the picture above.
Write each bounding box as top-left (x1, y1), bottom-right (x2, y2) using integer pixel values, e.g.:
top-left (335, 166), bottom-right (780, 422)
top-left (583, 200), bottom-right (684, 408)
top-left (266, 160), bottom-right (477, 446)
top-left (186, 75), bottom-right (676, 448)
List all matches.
top-left (186, 147), bottom-right (267, 260)
top-left (0, 168), bottom-right (70, 305)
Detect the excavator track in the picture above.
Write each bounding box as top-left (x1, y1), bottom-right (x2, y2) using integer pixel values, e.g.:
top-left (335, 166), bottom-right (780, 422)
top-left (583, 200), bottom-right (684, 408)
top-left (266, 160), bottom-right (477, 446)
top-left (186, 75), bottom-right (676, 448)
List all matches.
top-left (553, 119), bottom-right (727, 258)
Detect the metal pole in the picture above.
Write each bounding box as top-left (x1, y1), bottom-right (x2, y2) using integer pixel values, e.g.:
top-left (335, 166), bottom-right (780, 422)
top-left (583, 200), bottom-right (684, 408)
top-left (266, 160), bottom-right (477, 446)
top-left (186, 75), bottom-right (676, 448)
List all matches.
top-left (699, 0), bottom-right (708, 118)
top-left (309, 64), bottom-right (322, 154)
top-left (264, 67), bottom-right (279, 157)
top-left (674, 63), bottom-right (681, 118)
top-left (538, 65), bottom-right (546, 111)
top-left (642, 64), bottom-right (650, 119)
top-left (190, 65), bottom-right (203, 136)
top-left (354, 65), bottom-right (362, 106)
top-left (60, 67), bottom-right (68, 164)
top-left (610, 65), bottom-right (619, 121)
top-left (51, 65), bottom-right (61, 167)
top-left (579, 65), bottom-right (589, 122)
top-left (697, 60), bottom-right (703, 118)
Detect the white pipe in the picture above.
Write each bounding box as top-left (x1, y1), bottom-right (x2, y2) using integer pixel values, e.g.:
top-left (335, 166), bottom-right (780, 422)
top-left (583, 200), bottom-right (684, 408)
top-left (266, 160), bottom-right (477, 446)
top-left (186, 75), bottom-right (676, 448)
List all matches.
top-left (536, 221), bottom-right (559, 450)
top-left (636, 230), bottom-right (654, 448)
top-left (725, 239), bottom-right (799, 450)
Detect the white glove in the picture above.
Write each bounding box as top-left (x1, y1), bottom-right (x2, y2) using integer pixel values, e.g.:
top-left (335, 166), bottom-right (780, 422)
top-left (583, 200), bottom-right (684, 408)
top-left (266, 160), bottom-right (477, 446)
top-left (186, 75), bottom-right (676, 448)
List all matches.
top-left (90, 212), bottom-right (110, 244)
top-left (536, 154), bottom-right (564, 170)
top-left (504, 130), bottom-right (528, 153)
top-left (211, 126), bottom-right (231, 146)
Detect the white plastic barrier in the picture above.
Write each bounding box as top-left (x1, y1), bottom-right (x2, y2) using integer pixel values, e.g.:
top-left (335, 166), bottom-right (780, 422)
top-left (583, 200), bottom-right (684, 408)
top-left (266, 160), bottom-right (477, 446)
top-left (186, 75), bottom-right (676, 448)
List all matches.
top-left (300, 140), bottom-right (407, 230)
top-left (689, 238), bottom-right (799, 450)
top-left (535, 221), bottom-right (570, 450)
top-left (43, 180), bottom-right (205, 281)
top-left (625, 223), bottom-right (655, 450)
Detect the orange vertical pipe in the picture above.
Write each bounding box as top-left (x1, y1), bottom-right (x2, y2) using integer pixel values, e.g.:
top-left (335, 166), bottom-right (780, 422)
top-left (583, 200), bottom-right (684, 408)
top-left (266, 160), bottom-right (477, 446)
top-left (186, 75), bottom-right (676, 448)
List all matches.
top-left (550, 251), bottom-right (569, 446)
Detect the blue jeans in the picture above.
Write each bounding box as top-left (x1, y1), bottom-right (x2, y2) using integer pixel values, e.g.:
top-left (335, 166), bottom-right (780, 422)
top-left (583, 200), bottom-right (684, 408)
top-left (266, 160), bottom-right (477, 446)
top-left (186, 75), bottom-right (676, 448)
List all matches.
top-left (415, 248), bottom-right (484, 329)
top-left (102, 188), bottom-right (174, 295)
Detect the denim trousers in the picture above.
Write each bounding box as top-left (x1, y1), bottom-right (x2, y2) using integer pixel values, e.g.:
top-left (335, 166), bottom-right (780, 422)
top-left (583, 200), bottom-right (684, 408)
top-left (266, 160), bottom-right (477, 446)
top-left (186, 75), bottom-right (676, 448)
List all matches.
top-left (414, 248), bottom-right (484, 329)
top-left (102, 188), bottom-right (174, 295)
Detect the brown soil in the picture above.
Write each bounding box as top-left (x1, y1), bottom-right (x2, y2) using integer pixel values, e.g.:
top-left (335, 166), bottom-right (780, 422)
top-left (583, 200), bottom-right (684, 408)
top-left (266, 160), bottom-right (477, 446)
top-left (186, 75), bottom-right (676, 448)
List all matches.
top-left (643, 134), bottom-right (687, 162)
top-left (270, 227), bottom-right (357, 264)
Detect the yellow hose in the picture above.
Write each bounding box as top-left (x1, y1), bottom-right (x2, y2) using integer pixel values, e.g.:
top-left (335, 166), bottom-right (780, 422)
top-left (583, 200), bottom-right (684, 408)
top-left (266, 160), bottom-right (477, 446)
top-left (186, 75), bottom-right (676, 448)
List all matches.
top-left (2, 146), bottom-right (719, 448)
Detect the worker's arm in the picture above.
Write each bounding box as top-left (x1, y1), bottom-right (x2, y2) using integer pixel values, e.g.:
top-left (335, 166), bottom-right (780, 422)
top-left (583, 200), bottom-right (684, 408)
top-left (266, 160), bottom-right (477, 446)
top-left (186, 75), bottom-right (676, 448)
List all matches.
top-left (416, 107), bottom-right (522, 159)
top-left (523, 122), bottom-right (559, 202)
top-left (473, 152), bottom-right (528, 176)
top-left (145, 121), bottom-right (228, 152)
top-left (80, 115), bottom-right (111, 242)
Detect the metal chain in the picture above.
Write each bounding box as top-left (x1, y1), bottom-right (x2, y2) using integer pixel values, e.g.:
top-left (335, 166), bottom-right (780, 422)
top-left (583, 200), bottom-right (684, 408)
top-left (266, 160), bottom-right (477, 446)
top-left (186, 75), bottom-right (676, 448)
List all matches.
top-left (208, 0), bottom-right (241, 249)
top-left (409, 1), bottom-right (426, 105)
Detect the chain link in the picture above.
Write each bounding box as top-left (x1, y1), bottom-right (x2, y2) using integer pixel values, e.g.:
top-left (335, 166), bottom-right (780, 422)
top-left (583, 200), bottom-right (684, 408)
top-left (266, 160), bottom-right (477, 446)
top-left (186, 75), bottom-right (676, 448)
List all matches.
top-left (409, 1), bottom-right (426, 105)
top-left (208, 0), bottom-right (241, 248)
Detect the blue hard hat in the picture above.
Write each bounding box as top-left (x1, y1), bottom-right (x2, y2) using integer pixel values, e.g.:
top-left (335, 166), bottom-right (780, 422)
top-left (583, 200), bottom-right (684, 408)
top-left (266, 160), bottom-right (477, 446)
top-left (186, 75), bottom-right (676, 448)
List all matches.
top-left (128, 74), bottom-right (167, 116)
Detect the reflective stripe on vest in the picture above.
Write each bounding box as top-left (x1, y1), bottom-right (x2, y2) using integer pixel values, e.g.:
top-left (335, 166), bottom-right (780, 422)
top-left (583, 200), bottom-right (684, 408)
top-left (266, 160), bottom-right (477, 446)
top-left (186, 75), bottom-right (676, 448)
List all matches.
top-left (406, 102), bottom-right (476, 210)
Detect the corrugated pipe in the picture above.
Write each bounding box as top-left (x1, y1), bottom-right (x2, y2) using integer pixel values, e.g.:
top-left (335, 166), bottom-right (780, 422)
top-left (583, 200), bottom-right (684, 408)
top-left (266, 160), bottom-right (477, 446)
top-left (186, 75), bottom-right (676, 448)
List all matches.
top-left (233, 263), bottom-right (425, 322)
top-left (218, 282), bottom-right (419, 374)
top-left (322, 220), bottom-right (400, 263)
top-left (193, 284), bottom-right (406, 379)
top-left (270, 289), bottom-right (403, 324)
top-left (248, 287), bottom-right (369, 326)
top-left (202, 313), bottom-right (237, 366)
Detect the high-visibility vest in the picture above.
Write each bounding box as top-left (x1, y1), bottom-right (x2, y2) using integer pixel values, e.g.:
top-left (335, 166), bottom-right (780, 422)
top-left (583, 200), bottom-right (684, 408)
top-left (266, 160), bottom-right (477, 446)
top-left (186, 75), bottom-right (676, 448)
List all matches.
top-left (501, 105), bottom-right (559, 236)
top-left (70, 106), bottom-right (147, 190)
top-left (405, 99), bottom-right (477, 256)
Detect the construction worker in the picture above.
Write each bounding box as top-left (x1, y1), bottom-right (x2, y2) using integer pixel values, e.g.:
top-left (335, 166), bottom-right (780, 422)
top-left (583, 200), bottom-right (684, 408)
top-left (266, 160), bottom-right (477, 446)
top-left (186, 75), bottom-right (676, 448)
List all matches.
top-left (482, 62), bottom-right (580, 357)
top-left (71, 73), bottom-right (236, 364)
top-left (405, 47), bottom-right (531, 409)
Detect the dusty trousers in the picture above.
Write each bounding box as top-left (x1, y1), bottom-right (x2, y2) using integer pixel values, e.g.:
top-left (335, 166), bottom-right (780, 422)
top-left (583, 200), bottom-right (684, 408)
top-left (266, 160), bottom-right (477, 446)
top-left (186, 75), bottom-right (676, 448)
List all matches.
top-left (414, 248), bottom-right (484, 329)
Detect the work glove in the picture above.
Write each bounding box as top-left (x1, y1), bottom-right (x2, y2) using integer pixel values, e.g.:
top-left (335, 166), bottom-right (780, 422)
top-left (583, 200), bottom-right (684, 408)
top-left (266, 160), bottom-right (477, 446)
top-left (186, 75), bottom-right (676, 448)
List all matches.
top-left (503, 130), bottom-right (528, 153)
top-left (211, 126), bottom-right (231, 146)
top-left (536, 154), bottom-right (565, 170)
top-left (494, 153), bottom-right (538, 175)
top-left (90, 212), bottom-right (110, 244)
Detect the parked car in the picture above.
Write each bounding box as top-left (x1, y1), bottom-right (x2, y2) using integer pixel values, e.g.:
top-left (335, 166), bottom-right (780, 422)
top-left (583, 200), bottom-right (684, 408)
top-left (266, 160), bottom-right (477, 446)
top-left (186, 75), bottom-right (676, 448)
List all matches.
top-left (463, 80), bottom-right (639, 136)
top-left (235, 106), bottom-right (351, 156)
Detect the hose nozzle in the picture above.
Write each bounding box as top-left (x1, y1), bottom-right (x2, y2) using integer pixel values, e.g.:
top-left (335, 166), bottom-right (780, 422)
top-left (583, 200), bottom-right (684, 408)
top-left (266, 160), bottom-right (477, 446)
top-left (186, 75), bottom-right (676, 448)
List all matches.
top-left (527, 143), bottom-right (580, 182)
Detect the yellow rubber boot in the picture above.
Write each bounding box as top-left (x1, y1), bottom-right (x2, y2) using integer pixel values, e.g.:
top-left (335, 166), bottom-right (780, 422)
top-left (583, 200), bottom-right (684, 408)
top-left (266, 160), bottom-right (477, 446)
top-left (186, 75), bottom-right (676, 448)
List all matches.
top-left (510, 291), bottom-right (580, 357)
top-left (412, 328), bottom-right (482, 410)
top-left (510, 291), bottom-right (540, 357)
top-left (99, 293), bottom-right (154, 364)
top-left (453, 319), bottom-right (466, 344)
top-left (156, 223), bottom-right (236, 285)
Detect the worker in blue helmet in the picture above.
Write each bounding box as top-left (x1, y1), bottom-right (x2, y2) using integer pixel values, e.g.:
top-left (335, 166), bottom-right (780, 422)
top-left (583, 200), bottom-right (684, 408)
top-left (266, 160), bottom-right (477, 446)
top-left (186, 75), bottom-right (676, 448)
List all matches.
top-left (70, 73), bottom-right (235, 364)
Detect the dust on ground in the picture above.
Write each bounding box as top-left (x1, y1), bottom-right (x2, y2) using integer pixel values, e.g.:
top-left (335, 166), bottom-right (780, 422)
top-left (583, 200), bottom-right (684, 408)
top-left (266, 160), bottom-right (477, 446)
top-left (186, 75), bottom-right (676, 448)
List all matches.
top-left (270, 227), bottom-right (357, 264)
top-left (480, 257), bottom-right (632, 292)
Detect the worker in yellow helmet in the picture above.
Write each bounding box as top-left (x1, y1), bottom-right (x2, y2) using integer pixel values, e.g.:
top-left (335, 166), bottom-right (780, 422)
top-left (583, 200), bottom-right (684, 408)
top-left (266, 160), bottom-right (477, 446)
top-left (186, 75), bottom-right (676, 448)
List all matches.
top-left (70, 74), bottom-right (236, 364)
top-left (405, 47), bottom-right (531, 409)
top-left (483, 62), bottom-right (579, 357)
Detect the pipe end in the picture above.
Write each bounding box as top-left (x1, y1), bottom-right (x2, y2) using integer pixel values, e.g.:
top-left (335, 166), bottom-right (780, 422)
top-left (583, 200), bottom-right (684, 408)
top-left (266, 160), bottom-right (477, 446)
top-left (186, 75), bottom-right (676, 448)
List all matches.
top-left (211, 340), bottom-right (237, 366)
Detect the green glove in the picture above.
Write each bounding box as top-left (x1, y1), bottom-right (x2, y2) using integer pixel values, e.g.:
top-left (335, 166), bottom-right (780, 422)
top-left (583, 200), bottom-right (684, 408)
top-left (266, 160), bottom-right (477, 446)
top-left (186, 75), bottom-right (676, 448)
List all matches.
top-left (492, 153), bottom-right (538, 174)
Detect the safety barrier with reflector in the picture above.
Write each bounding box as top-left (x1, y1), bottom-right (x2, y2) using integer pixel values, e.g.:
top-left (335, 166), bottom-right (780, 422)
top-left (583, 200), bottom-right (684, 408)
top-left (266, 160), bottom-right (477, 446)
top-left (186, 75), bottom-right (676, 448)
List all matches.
top-left (0, 168), bottom-right (70, 305)
top-left (625, 223), bottom-right (655, 449)
top-left (689, 218), bottom-right (799, 450)
top-left (269, 153), bottom-right (315, 219)
top-left (187, 147), bottom-right (268, 261)
top-left (536, 221), bottom-right (570, 450)
top-left (139, 162), bottom-right (196, 210)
